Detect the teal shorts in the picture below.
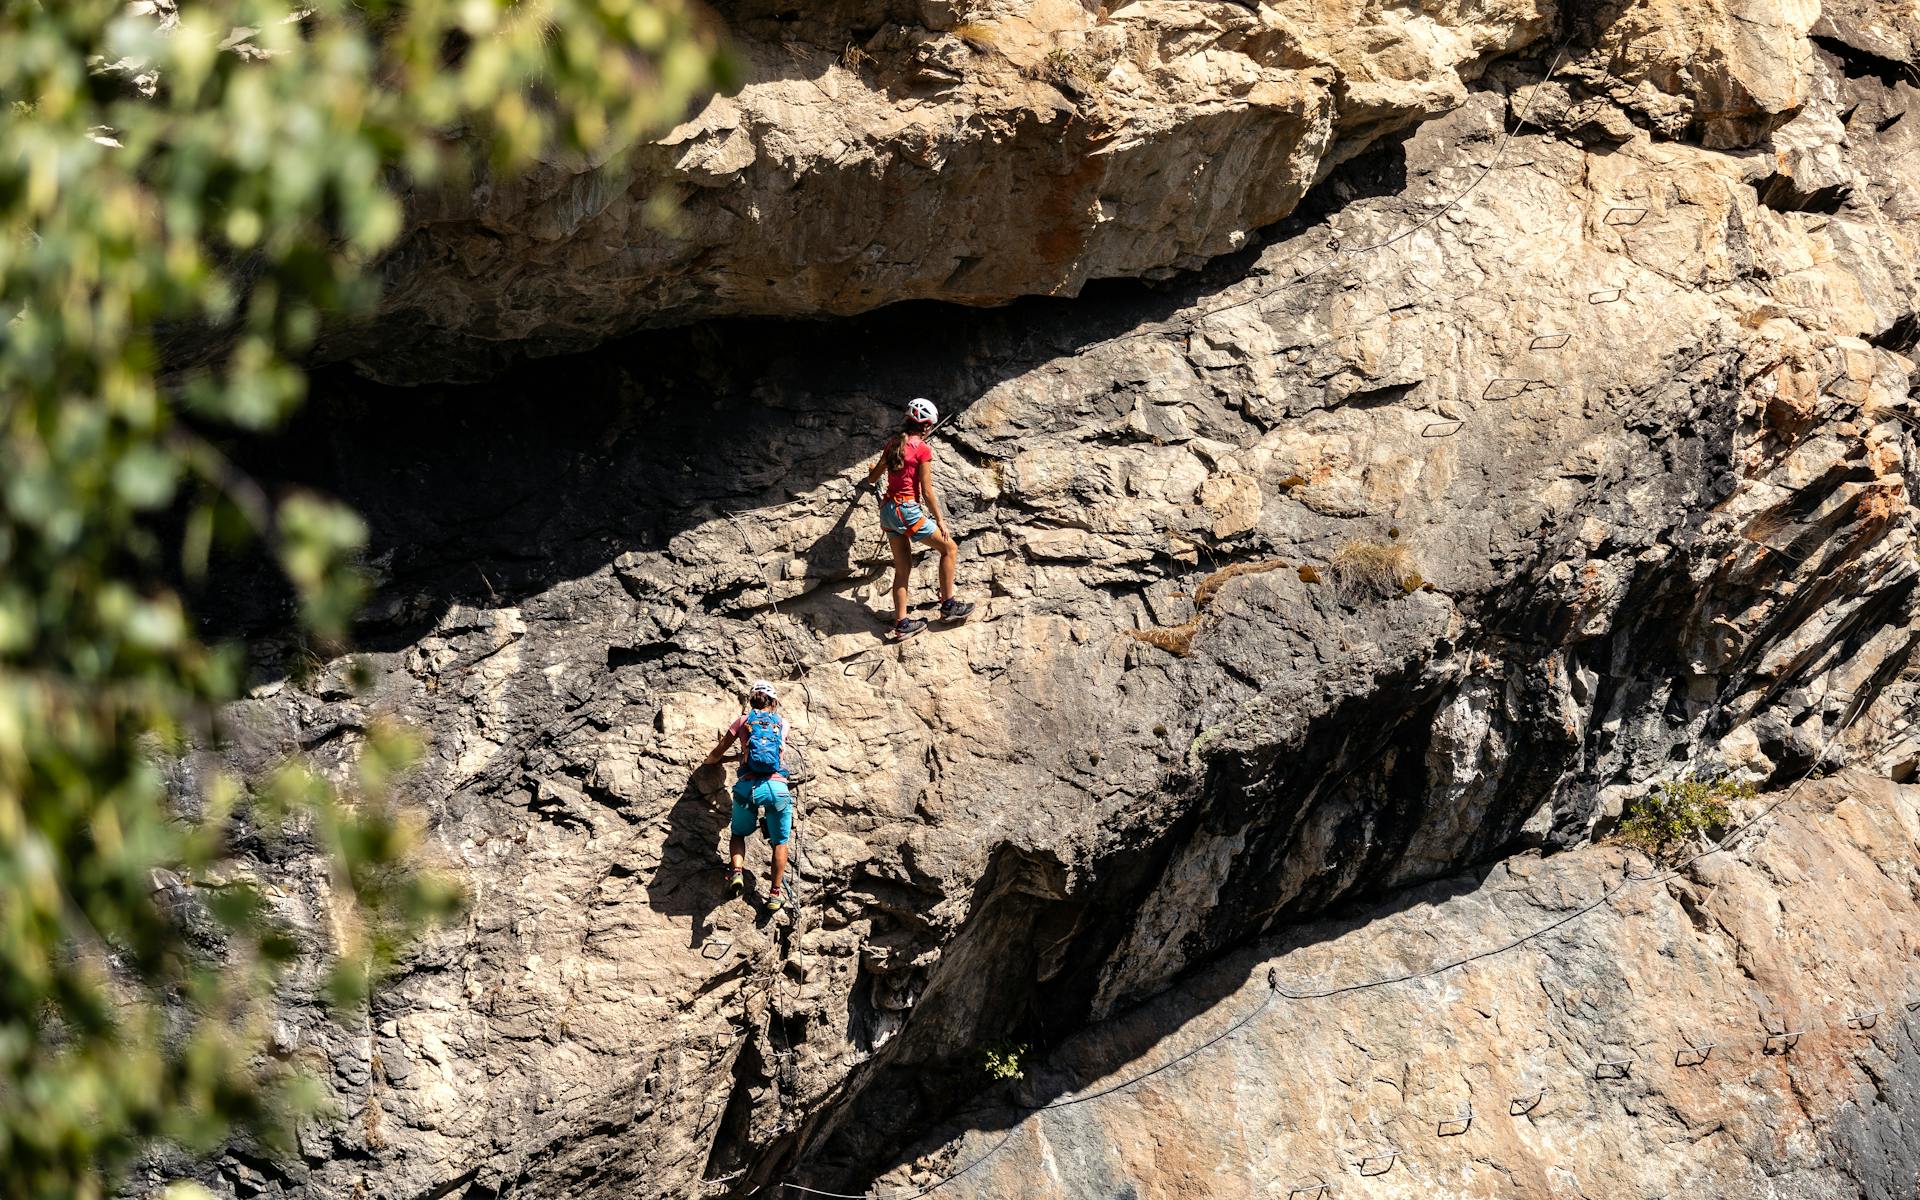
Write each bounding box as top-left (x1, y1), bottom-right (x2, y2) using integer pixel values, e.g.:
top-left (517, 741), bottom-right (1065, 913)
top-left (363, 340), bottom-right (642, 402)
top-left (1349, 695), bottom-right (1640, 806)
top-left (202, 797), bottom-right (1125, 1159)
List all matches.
top-left (880, 500), bottom-right (937, 543)
top-left (731, 778), bottom-right (792, 845)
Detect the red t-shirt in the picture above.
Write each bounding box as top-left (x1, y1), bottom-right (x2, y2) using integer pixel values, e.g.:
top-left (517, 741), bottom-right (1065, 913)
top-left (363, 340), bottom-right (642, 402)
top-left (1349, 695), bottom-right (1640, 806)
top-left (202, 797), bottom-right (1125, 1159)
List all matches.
top-left (882, 436), bottom-right (933, 502)
top-left (729, 714), bottom-right (786, 781)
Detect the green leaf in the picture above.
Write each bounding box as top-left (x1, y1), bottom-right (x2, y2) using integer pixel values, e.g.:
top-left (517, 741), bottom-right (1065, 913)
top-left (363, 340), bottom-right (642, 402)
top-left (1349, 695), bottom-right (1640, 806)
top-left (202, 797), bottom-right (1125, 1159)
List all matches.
top-left (0, 2), bottom-right (733, 1191)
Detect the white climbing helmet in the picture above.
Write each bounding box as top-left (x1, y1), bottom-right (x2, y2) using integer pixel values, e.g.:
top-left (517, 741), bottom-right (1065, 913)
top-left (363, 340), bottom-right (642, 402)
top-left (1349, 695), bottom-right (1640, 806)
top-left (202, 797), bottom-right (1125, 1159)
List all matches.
top-left (749, 679), bottom-right (778, 702)
top-left (906, 397), bottom-right (938, 427)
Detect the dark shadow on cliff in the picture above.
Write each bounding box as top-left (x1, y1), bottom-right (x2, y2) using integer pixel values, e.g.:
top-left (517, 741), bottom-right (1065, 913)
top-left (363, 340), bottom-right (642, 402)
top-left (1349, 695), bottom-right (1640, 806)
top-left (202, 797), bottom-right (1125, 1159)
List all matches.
top-left (187, 117), bottom-right (1426, 657)
top-left (648, 767), bottom-right (735, 950)
top-left (777, 849), bottom-right (1495, 1196)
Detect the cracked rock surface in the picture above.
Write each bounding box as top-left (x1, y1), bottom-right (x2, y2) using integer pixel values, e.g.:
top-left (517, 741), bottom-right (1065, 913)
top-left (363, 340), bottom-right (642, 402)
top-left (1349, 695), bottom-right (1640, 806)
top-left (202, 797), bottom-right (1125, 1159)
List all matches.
top-left (894, 773), bottom-right (1920, 1200)
top-left (340, 0), bottom-right (1556, 380)
top-left (164, 3), bottom-right (1920, 1198)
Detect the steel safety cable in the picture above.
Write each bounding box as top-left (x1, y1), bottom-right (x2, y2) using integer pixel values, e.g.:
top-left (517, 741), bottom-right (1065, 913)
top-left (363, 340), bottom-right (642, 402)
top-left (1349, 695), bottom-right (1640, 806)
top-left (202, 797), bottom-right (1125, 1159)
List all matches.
top-left (1273, 692), bottom-right (1878, 1002)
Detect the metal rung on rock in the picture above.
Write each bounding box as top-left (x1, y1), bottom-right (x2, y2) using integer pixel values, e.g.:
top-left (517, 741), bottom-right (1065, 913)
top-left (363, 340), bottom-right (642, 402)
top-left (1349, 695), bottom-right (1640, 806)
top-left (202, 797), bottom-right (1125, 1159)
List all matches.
top-left (1848, 1009), bottom-right (1882, 1030)
top-left (1604, 206), bottom-right (1648, 226)
top-left (1422, 418), bottom-right (1464, 438)
top-left (1674, 1042), bottom-right (1716, 1068)
top-left (1509, 1089), bottom-right (1545, 1116)
top-left (1589, 288), bottom-right (1625, 304)
top-left (1288, 1182), bottom-right (1331, 1199)
top-left (1353, 1151), bottom-right (1397, 1178)
top-left (1595, 1058), bottom-right (1633, 1080)
top-left (1764, 1029), bottom-right (1805, 1054)
top-left (702, 940), bottom-right (732, 960)
top-left (1529, 333), bottom-right (1571, 350)
top-left (1437, 1106), bottom-right (1473, 1137)
top-left (1482, 378), bottom-right (1538, 401)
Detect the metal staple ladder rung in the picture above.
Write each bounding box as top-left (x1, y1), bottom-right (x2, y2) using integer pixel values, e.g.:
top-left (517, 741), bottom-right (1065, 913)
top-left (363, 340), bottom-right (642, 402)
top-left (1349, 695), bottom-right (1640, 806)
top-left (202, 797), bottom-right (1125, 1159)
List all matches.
top-left (1594, 1058), bottom-right (1633, 1080)
top-left (1353, 1150), bottom-right (1398, 1177)
top-left (1482, 378), bottom-right (1543, 402)
top-left (1674, 1042), bottom-right (1716, 1068)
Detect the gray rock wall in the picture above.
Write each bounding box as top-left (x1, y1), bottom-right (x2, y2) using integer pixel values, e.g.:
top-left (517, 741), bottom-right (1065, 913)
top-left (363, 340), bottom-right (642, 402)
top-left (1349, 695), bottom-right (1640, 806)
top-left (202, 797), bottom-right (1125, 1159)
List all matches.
top-left (886, 774), bottom-right (1920, 1200)
top-left (168, 3), bottom-right (1920, 1198)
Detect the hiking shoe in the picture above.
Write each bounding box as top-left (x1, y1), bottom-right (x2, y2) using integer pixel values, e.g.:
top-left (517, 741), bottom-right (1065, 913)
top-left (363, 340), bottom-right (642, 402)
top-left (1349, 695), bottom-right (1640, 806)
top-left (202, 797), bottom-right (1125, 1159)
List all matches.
top-left (728, 870), bottom-right (746, 898)
top-left (938, 598), bottom-right (975, 622)
top-left (766, 887), bottom-right (785, 913)
top-left (890, 617), bottom-right (927, 640)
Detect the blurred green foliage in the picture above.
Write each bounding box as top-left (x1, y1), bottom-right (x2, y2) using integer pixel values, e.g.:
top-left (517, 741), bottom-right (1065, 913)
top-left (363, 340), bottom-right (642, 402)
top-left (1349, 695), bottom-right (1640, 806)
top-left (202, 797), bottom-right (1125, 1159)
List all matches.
top-left (0, 2), bottom-right (734, 1195)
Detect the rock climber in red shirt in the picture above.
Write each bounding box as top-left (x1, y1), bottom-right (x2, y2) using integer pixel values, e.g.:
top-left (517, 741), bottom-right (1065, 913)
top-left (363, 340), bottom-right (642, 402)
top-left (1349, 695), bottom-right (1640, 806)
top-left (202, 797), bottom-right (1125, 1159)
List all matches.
top-left (862, 398), bottom-right (973, 639)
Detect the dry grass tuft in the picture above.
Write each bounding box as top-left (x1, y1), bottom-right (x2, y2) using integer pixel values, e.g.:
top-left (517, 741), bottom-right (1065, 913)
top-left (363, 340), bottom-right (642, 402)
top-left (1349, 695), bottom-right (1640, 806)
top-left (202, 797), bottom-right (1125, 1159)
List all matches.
top-left (1192, 558), bottom-right (1288, 607)
top-left (951, 22), bottom-right (998, 49)
top-left (1127, 624), bottom-right (1196, 657)
top-left (841, 42), bottom-right (876, 72)
top-left (1297, 564), bottom-right (1321, 584)
top-left (1329, 539), bottom-right (1419, 601)
top-left (1130, 557), bottom-right (1290, 658)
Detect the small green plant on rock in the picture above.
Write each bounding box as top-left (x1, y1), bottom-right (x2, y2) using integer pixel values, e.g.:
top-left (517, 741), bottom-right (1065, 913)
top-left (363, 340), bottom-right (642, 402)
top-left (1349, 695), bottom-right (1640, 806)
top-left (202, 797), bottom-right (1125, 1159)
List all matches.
top-left (1615, 778), bottom-right (1757, 860)
top-left (978, 1040), bottom-right (1030, 1082)
top-left (1037, 44), bottom-right (1109, 95)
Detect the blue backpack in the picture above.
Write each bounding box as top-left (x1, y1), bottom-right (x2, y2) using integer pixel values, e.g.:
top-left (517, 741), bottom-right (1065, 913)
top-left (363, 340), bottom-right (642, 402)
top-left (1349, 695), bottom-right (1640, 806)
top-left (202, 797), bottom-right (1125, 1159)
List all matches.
top-left (743, 710), bottom-right (784, 777)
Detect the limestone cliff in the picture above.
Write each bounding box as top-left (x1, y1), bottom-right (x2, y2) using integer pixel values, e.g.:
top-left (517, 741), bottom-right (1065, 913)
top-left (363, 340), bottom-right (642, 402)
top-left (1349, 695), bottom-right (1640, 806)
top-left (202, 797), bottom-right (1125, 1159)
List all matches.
top-left (891, 773), bottom-right (1920, 1200)
top-left (342, 0), bottom-right (1560, 380)
top-left (162, 1), bottom-right (1920, 1198)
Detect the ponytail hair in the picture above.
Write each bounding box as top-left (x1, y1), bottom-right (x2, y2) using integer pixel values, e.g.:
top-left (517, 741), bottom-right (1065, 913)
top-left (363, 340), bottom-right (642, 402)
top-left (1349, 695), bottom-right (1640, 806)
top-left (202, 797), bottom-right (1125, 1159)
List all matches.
top-left (886, 416), bottom-right (928, 470)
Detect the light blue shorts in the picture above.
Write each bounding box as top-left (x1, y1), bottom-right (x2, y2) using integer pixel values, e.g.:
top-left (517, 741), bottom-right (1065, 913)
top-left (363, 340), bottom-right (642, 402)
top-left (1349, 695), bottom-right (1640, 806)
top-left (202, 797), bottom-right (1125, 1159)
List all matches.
top-left (880, 500), bottom-right (937, 543)
top-left (731, 778), bottom-right (792, 845)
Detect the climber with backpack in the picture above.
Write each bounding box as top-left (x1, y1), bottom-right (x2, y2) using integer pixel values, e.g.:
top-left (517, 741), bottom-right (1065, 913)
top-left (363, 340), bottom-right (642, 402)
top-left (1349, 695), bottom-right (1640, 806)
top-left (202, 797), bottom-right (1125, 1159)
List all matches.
top-left (702, 680), bottom-right (794, 912)
top-left (860, 397), bottom-right (974, 640)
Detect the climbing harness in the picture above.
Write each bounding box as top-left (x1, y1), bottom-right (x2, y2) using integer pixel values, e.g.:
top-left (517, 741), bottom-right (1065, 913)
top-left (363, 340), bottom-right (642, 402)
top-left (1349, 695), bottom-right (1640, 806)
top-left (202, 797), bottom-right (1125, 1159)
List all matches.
top-left (886, 500), bottom-right (931, 538)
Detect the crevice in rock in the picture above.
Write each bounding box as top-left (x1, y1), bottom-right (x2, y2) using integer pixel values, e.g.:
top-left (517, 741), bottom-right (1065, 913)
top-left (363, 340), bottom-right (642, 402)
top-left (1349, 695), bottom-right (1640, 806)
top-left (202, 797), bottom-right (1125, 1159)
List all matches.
top-left (1870, 312), bottom-right (1920, 354)
top-left (1755, 172), bottom-right (1852, 214)
top-left (1812, 35), bottom-right (1920, 89)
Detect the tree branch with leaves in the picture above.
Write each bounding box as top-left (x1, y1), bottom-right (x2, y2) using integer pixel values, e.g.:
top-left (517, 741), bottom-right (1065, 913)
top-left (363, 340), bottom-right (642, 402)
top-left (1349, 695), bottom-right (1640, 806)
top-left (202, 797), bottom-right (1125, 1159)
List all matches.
top-left (0, 2), bottom-right (736, 1195)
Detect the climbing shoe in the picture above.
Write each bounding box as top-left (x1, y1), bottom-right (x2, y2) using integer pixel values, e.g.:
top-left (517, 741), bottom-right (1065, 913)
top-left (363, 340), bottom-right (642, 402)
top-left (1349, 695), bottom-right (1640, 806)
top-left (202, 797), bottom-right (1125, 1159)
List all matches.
top-left (938, 598), bottom-right (975, 622)
top-left (728, 870), bottom-right (746, 899)
top-left (890, 617), bottom-right (927, 640)
top-left (766, 887), bottom-right (785, 914)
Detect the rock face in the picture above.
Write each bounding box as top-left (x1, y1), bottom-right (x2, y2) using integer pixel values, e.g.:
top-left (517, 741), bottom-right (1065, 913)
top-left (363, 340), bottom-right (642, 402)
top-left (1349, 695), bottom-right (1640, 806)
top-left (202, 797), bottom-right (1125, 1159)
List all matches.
top-left (344, 0), bottom-right (1557, 380)
top-left (172, 3), bottom-right (1920, 1199)
top-left (889, 773), bottom-right (1920, 1200)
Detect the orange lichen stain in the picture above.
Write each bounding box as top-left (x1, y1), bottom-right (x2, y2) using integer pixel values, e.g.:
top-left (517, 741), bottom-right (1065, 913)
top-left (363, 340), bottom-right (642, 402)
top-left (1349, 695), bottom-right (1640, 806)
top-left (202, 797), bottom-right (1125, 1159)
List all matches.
top-left (1856, 484), bottom-right (1903, 523)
